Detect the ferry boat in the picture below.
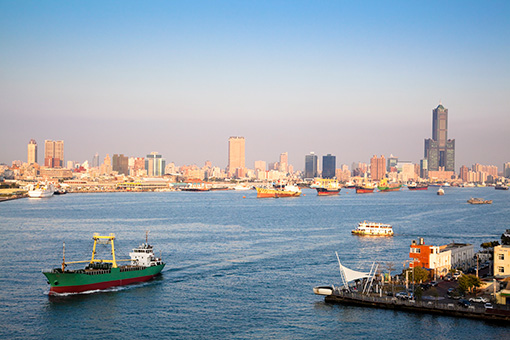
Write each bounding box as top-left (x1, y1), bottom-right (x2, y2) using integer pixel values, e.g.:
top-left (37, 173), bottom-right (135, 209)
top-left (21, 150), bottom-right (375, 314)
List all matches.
top-left (377, 179), bottom-right (402, 192)
top-left (407, 182), bottom-right (428, 191)
top-left (255, 184), bottom-right (301, 198)
top-left (28, 182), bottom-right (55, 198)
top-left (310, 178), bottom-right (341, 196)
top-left (43, 233), bottom-right (165, 294)
top-left (352, 221), bottom-right (393, 236)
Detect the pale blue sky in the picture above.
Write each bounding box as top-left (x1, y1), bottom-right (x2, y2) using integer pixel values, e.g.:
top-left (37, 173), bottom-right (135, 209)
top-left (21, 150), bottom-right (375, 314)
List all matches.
top-left (1, 1), bottom-right (509, 170)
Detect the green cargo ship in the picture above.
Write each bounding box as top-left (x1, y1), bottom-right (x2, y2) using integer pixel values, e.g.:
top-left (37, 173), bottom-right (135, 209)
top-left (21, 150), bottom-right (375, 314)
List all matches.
top-left (43, 233), bottom-right (165, 294)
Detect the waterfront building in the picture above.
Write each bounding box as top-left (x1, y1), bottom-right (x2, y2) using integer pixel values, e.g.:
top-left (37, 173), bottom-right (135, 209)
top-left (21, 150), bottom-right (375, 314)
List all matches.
top-left (227, 136), bottom-right (245, 176)
top-left (145, 152), bottom-right (166, 177)
top-left (494, 245), bottom-right (510, 279)
top-left (112, 154), bottom-right (129, 175)
top-left (254, 160), bottom-right (266, 172)
top-left (424, 103), bottom-right (455, 176)
top-left (409, 238), bottom-right (474, 277)
top-left (304, 152), bottom-right (318, 179)
top-left (44, 140), bottom-right (64, 168)
top-left (504, 162), bottom-right (510, 178)
top-left (370, 155), bottom-right (386, 181)
top-left (27, 139), bottom-right (37, 165)
top-left (459, 165), bottom-right (469, 182)
top-left (322, 154), bottom-right (336, 179)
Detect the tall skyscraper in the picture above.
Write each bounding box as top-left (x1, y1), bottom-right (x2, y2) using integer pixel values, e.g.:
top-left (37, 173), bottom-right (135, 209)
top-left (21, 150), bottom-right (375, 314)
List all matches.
top-left (92, 153), bottom-right (99, 168)
top-left (322, 154), bottom-right (336, 179)
top-left (304, 152), bottom-right (318, 179)
top-left (424, 103), bottom-right (455, 172)
top-left (387, 154), bottom-right (398, 172)
top-left (112, 154), bottom-right (129, 175)
top-left (254, 160), bottom-right (266, 171)
top-left (370, 155), bottom-right (386, 180)
top-left (279, 152), bottom-right (288, 172)
top-left (27, 139), bottom-right (37, 165)
top-left (504, 162), bottom-right (510, 178)
top-left (44, 140), bottom-right (64, 168)
top-left (145, 152), bottom-right (166, 177)
top-left (227, 137), bottom-right (245, 174)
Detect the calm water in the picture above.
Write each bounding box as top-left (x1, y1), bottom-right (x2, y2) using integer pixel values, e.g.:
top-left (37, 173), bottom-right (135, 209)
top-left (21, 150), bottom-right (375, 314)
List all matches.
top-left (0, 187), bottom-right (509, 339)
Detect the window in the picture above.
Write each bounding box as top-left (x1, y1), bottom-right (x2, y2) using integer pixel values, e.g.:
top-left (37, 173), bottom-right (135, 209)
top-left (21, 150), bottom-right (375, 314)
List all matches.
top-left (498, 267), bottom-right (505, 274)
top-left (410, 248), bottom-right (421, 254)
top-left (498, 254), bottom-right (505, 260)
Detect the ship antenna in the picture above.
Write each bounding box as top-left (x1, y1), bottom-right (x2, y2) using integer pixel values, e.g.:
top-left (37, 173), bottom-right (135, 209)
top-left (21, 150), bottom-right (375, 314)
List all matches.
top-left (146, 230), bottom-right (149, 244)
top-left (61, 242), bottom-right (66, 272)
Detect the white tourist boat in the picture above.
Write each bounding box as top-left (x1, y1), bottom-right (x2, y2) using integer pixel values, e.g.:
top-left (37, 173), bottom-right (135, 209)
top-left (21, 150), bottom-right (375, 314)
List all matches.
top-left (351, 221), bottom-right (393, 236)
top-left (28, 183), bottom-right (55, 198)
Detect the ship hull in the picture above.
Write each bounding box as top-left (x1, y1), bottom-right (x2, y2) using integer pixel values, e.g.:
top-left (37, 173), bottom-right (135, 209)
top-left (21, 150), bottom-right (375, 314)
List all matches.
top-left (408, 186), bottom-right (428, 191)
top-left (377, 185), bottom-right (402, 192)
top-left (355, 187), bottom-right (374, 194)
top-left (316, 188), bottom-right (341, 196)
top-left (28, 190), bottom-right (54, 198)
top-left (43, 264), bottom-right (165, 294)
top-left (256, 187), bottom-right (301, 198)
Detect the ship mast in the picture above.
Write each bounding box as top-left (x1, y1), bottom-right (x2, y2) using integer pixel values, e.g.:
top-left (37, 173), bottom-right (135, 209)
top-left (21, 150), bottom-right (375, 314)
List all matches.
top-left (61, 242), bottom-right (66, 272)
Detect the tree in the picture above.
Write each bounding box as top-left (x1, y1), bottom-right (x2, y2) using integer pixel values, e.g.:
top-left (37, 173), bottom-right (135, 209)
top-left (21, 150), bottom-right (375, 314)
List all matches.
top-left (458, 274), bottom-right (482, 294)
top-left (405, 266), bottom-right (430, 283)
top-left (502, 230), bottom-right (510, 246)
top-left (481, 241), bottom-right (500, 249)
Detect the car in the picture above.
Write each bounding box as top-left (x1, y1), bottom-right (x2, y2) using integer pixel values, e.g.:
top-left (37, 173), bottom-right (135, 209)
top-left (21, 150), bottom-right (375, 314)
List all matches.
top-left (453, 271), bottom-right (462, 280)
top-left (484, 303), bottom-right (493, 309)
top-left (430, 281), bottom-right (438, 287)
top-left (469, 297), bottom-right (487, 303)
top-left (458, 299), bottom-right (471, 308)
top-left (445, 274), bottom-right (453, 281)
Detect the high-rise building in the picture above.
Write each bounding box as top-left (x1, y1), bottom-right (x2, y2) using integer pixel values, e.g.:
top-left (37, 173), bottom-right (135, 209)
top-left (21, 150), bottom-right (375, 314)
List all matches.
top-left (92, 153), bottom-right (99, 168)
top-left (145, 152), bottom-right (166, 177)
top-left (279, 152), bottom-right (288, 173)
top-left (27, 139), bottom-right (37, 165)
top-left (424, 103), bottom-right (455, 172)
top-left (101, 154), bottom-right (113, 174)
top-left (460, 165), bottom-right (469, 182)
top-left (44, 140), bottom-right (64, 168)
top-left (254, 160), bottom-right (266, 171)
top-left (112, 154), bottom-right (129, 175)
top-left (322, 154), bottom-right (336, 179)
top-left (304, 152), bottom-right (318, 179)
top-left (387, 154), bottom-right (398, 172)
top-left (370, 155), bottom-right (386, 181)
top-left (227, 137), bottom-right (245, 175)
top-left (504, 162), bottom-right (510, 178)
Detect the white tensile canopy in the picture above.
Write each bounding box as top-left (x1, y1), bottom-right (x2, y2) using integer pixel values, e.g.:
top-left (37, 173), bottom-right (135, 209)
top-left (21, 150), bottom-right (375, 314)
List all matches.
top-left (335, 252), bottom-right (378, 294)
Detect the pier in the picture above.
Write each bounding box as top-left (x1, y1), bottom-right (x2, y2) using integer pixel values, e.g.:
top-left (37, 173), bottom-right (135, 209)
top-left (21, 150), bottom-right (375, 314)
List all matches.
top-left (322, 290), bottom-right (510, 322)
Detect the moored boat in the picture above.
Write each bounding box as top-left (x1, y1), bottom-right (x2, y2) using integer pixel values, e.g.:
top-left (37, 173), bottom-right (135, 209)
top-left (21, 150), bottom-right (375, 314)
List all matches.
top-left (495, 184), bottom-right (509, 190)
top-left (255, 185), bottom-right (301, 198)
top-left (351, 221), bottom-right (394, 236)
top-left (408, 183), bottom-right (429, 191)
top-left (355, 183), bottom-right (375, 194)
top-left (28, 182), bottom-right (55, 198)
top-left (43, 233), bottom-right (165, 295)
top-left (310, 178), bottom-right (341, 196)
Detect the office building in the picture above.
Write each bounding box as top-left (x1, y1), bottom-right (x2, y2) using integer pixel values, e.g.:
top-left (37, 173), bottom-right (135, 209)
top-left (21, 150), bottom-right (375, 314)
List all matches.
top-left (504, 163), bottom-right (510, 178)
top-left (27, 139), bottom-right (37, 165)
top-left (387, 154), bottom-right (398, 172)
top-left (254, 160), bottom-right (266, 172)
top-left (227, 137), bottom-right (245, 175)
top-left (112, 154), bottom-right (129, 175)
top-left (145, 152), bottom-right (166, 177)
top-left (44, 140), bottom-right (64, 168)
top-left (279, 152), bottom-right (289, 173)
top-left (424, 103), bottom-right (455, 173)
top-left (370, 155), bottom-right (386, 181)
top-left (322, 154), bottom-right (336, 179)
top-left (304, 152), bottom-right (318, 179)
top-left (92, 153), bottom-right (99, 168)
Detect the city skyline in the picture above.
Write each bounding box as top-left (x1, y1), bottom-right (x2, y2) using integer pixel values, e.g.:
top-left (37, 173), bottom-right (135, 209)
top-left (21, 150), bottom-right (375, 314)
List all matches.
top-left (1, 2), bottom-right (509, 169)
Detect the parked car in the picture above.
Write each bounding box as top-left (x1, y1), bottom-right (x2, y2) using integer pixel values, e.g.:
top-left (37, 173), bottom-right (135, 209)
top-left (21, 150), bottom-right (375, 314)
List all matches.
top-left (469, 297), bottom-right (487, 303)
top-left (458, 299), bottom-right (471, 308)
top-left (484, 303), bottom-right (493, 309)
top-left (453, 271), bottom-right (462, 280)
top-left (430, 281), bottom-right (438, 287)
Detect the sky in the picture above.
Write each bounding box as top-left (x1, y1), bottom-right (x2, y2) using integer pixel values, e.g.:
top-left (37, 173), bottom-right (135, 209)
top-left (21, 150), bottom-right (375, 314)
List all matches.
top-left (1, 1), bottom-right (509, 171)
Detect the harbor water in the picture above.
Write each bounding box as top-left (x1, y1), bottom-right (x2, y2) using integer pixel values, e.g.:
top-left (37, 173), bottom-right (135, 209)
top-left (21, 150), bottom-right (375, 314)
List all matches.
top-left (0, 187), bottom-right (509, 339)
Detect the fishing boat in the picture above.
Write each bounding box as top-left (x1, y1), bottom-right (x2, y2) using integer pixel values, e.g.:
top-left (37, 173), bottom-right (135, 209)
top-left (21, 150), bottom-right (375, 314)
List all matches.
top-left (377, 179), bottom-right (402, 192)
top-left (255, 184), bottom-right (301, 198)
top-left (310, 178), bottom-right (341, 196)
top-left (467, 198), bottom-right (493, 204)
top-left (43, 233), bottom-right (165, 294)
top-left (28, 182), bottom-right (55, 198)
top-left (351, 221), bottom-right (394, 236)
top-left (407, 182), bottom-right (429, 191)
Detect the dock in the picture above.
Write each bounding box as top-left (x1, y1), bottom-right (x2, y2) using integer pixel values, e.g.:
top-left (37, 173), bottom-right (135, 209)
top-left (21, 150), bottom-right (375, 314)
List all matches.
top-left (320, 290), bottom-right (510, 322)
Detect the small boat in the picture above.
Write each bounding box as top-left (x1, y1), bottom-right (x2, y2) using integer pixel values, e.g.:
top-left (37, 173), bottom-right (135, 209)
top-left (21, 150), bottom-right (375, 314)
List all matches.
top-left (495, 184), bottom-right (509, 190)
top-left (351, 221), bottom-right (394, 236)
top-left (313, 285), bottom-right (334, 296)
top-left (408, 182), bottom-right (429, 191)
top-left (28, 182), bottom-right (55, 198)
top-left (377, 178), bottom-right (402, 192)
top-left (344, 181), bottom-right (356, 189)
top-left (255, 184), bottom-right (301, 198)
top-left (43, 233), bottom-right (165, 294)
top-left (181, 182), bottom-right (211, 191)
top-left (233, 184), bottom-right (251, 191)
top-left (437, 188), bottom-right (445, 195)
top-left (310, 178), bottom-right (341, 196)
top-left (468, 198), bottom-right (492, 204)
top-left (355, 183), bottom-right (375, 194)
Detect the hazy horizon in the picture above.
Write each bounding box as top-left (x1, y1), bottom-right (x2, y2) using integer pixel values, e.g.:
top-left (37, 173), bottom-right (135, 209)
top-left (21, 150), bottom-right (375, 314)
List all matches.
top-left (1, 1), bottom-right (509, 170)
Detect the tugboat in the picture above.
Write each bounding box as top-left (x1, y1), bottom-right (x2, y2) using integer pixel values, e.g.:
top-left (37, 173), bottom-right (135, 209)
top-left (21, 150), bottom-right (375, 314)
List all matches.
top-left (43, 233), bottom-right (165, 294)
top-left (377, 178), bottom-right (402, 192)
top-left (355, 183), bottom-right (375, 194)
top-left (310, 178), bottom-right (341, 196)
